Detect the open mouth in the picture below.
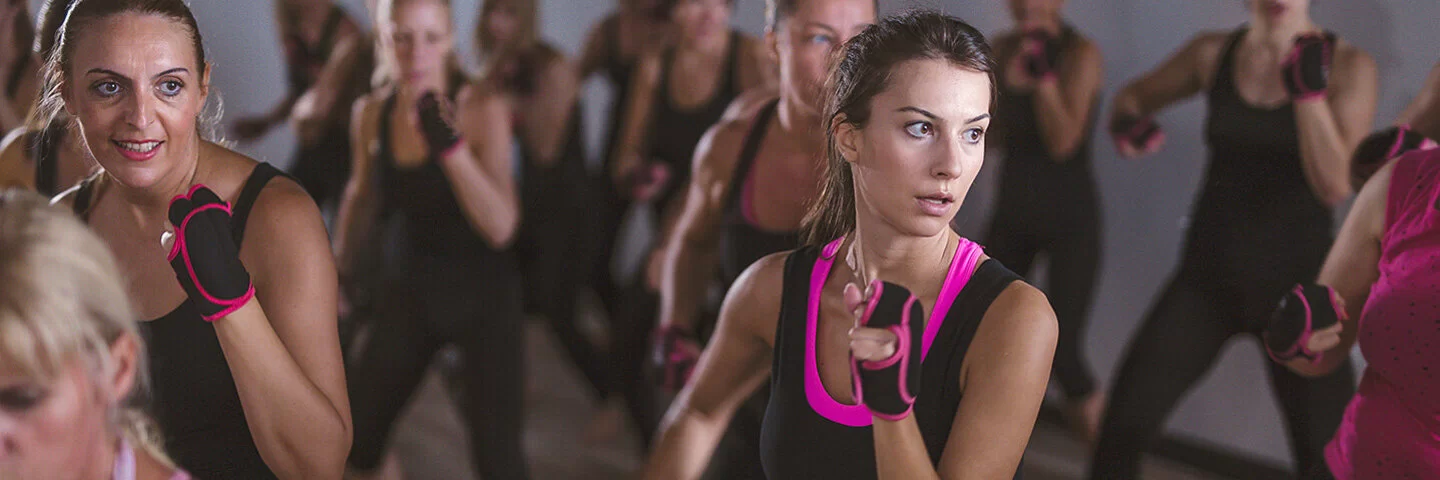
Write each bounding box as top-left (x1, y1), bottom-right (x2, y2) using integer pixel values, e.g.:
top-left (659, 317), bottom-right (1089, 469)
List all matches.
top-left (918, 193), bottom-right (955, 206)
top-left (113, 140), bottom-right (161, 153)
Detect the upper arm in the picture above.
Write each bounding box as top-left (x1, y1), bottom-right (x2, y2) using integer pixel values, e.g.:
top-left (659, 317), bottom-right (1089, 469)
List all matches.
top-left (618, 54), bottom-right (663, 150)
top-left (578, 16), bottom-right (615, 79)
top-left (679, 252), bottom-right (785, 418)
top-left (346, 96), bottom-right (377, 189)
top-left (1399, 62), bottom-right (1440, 137)
top-left (673, 112), bottom-right (753, 246)
top-left (0, 128), bottom-right (34, 190)
top-left (1123, 32), bottom-right (1226, 114)
top-left (538, 55), bottom-right (581, 114)
top-left (1061, 39), bottom-right (1104, 122)
top-left (455, 86), bottom-right (516, 183)
top-left (939, 279), bottom-right (1058, 478)
top-left (1327, 43), bottom-right (1379, 149)
top-left (243, 178), bottom-right (351, 428)
top-left (1317, 153), bottom-right (1389, 331)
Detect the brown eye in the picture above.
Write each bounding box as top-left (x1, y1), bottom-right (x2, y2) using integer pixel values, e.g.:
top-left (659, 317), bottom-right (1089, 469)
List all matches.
top-left (905, 122), bottom-right (933, 138)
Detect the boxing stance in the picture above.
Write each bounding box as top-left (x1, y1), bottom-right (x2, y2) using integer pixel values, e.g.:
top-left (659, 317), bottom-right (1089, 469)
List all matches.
top-left (48, 0), bottom-right (352, 477)
top-left (1095, 0), bottom-right (1376, 477)
top-left (652, 0), bottom-right (876, 476)
top-left (985, 0), bottom-right (1106, 441)
top-left (643, 11), bottom-right (1056, 479)
top-left (1261, 147), bottom-right (1440, 479)
top-left (335, 0), bottom-right (528, 477)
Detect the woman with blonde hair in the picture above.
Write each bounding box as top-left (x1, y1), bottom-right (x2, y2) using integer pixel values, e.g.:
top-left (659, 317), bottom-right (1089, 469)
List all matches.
top-left (0, 189), bottom-right (189, 480)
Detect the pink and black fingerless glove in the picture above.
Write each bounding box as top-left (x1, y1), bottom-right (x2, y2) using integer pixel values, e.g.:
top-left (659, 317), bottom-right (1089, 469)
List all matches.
top-left (851, 280), bottom-right (925, 421)
top-left (167, 185), bottom-right (254, 322)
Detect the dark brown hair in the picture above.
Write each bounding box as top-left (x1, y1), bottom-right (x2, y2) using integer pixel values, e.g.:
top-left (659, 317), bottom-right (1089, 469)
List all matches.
top-left (31, 0), bottom-right (211, 135)
top-left (801, 10), bottom-right (997, 246)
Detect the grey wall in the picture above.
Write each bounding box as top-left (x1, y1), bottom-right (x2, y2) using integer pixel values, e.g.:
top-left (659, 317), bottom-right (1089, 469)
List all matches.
top-left (116, 0), bottom-right (1436, 468)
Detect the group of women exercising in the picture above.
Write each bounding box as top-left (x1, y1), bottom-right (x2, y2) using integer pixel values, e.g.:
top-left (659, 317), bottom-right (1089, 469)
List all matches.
top-left (0, 0), bottom-right (1436, 479)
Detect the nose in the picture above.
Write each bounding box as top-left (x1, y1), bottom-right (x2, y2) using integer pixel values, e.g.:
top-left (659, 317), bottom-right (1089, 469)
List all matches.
top-left (930, 136), bottom-right (969, 181)
top-left (123, 90), bottom-right (154, 129)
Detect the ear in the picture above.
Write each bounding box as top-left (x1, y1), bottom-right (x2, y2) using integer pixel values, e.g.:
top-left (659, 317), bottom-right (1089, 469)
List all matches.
top-left (199, 61), bottom-right (213, 101)
top-left (60, 79), bottom-right (76, 116)
top-left (833, 113), bottom-right (862, 164)
top-left (765, 24), bottom-right (779, 62)
top-left (105, 333), bottom-right (140, 404)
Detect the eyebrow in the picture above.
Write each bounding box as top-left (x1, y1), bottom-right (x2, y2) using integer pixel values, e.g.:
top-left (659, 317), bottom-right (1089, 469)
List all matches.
top-left (85, 67), bottom-right (190, 79)
top-left (892, 105), bottom-right (984, 123)
top-left (800, 22), bottom-right (838, 33)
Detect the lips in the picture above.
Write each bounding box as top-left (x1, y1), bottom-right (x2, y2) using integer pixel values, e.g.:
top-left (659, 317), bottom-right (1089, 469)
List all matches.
top-left (112, 139), bottom-right (163, 162)
top-left (916, 192), bottom-right (955, 217)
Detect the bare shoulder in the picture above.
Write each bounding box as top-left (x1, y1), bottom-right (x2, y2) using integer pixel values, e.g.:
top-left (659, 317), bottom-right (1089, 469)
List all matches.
top-left (1182, 30), bottom-right (1235, 87)
top-left (1331, 37), bottom-right (1378, 82)
top-left (694, 91), bottom-right (777, 183)
top-left (967, 258), bottom-right (1059, 374)
top-left (721, 250), bottom-right (792, 344)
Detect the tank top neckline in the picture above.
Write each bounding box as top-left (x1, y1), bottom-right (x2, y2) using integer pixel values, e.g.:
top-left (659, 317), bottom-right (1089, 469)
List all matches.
top-left (1213, 26), bottom-right (1335, 113)
top-left (803, 236), bottom-right (986, 426)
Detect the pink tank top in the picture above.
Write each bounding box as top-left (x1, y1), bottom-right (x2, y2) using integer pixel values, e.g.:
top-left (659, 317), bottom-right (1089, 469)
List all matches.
top-left (113, 439), bottom-right (192, 480)
top-left (1324, 149), bottom-right (1440, 479)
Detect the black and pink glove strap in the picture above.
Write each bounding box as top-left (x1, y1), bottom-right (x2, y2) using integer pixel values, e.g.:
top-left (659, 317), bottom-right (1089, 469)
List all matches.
top-left (652, 324), bottom-right (700, 391)
top-left (418, 92), bottom-right (464, 158)
top-left (1282, 34), bottom-right (1332, 101)
top-left (1110, 114), bottom-right (1163, 152)
top-left (167, 185), bottom-right (254, 322)
top-left (851, 280), bottom-right (925, 421)
top-left (1265, 284), bottom-right (1345, 364)
top-left (1350, 126), bottom-right (1438, 189)
top-left (1022, 30), bottom-right (1060, 81)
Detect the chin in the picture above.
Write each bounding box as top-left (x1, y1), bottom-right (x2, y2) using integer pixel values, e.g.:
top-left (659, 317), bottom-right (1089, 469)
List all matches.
top-left (96, 157), bottom-right (171, 190)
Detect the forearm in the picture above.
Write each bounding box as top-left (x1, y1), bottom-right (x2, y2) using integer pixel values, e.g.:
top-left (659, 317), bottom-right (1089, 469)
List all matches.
top-left (1295, 100), bottom-right (1355, 205)
top-left (643, 402), bottom-right (730, 480)
top-left (439, 148), bottom-right (520, 248)
top-left (1031, 81), bottom-right (1084, 160)
top-left (660, 236), bottom-right (719, 331)
top-left (331, 183), bottom-right (375, 278)
top-left (214, 301), bottom-right (351, 479)
top-left (871, 416), bottom-right (941, 480)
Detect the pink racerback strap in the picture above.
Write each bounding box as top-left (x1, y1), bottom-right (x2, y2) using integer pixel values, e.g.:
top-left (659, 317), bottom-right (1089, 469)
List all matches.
top-left (803, 236), bottom-right (984, 426)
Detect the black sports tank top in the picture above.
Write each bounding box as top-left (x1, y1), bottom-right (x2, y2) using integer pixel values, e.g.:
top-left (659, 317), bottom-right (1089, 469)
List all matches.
top-left (717, 100), bottom-right (800, 288)
top-left (376, 91), bottom-right (513, 269)
top-left (993, 24), bottom-right (1100, 223)
top-left (647, 30), bottom-right (743, 211)
top-left (1184, 27), bottom-right (1335, 284)
top-left (73, 163), bottom-right (289, 480)
top-left (760, 237), bottom-right (1023, 478)
top-left (283, 5), bottom-right (345, 93)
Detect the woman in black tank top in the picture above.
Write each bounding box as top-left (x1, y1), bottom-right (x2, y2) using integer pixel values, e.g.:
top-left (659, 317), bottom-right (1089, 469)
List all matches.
top-left (44, 1), bottom-right (352, 478)
top-left (334, 0), bottom-right (527, 478)
top-left (643, 12), bottom-right (1055, 479)
top-left (650, 1), bottom-right (875, 476)
top-left (475, 0), bottom-right (614, 419)
top-left (987, 2), bottom-right (1107, 441)
top-left (576, 1), bottom-right (671, 393)
top-left (0, 0), bottom-right (93, 196)
top-left (233, 0), bottom-right (364, 212)
top-left (1092, 2), bottom-right (1377, 478)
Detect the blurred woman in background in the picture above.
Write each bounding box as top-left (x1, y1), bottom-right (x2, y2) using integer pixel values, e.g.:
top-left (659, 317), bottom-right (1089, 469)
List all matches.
top-left (0, 0), bottom-right (93, 196)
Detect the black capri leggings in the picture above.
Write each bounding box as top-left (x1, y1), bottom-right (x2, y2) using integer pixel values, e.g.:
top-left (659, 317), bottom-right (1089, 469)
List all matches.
top-left (346, 255), bottom-right (529, 479)
top-left (1089, 272), bottom-right (1355, 479)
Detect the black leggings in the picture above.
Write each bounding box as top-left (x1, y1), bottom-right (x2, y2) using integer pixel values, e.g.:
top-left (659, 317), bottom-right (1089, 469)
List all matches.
top-left (986, 214), bottom-right (1100, 400)
top-left (1089, 273), bottom-right (1355, 479)
top-left (518, 168), bottom-right (610, 401)
top-left (346, 257), bottom-right (529, 479)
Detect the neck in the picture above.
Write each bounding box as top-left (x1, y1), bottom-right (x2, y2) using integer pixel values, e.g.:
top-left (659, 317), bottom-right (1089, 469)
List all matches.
top-left (682, 30), bottom-right (728, 56)
top-left (75, 433), bottom-right (120, 480)
top-left (776, 93), bottom-right (823, 150)
top-left (1250, 15), bottom-right (1317, 52)
top-left (848, 222), bottom-right (955, 297)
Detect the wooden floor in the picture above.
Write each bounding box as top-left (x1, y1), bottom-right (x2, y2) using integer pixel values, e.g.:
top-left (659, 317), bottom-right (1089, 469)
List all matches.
top-left (381, 320), bottom-right (1236, 480)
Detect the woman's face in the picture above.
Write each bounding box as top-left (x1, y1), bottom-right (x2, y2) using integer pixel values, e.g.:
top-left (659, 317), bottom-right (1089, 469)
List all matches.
top-left (1251, 0), bottom-right (1310, 28)
top-left (1007, 0), bottom-right (1063, 28)
top-left (772, 0), bottom-right (874, 115)
top-left (481, 0), bottom-right (522, 49)
top-left (385, 0), bottom-right (453, 89)
top-left (672, 0), bottom-right (731, 46)
top-left (62, 13), bottom-right (208, 190)
top-left (0, 337), bottom-right (137, 480)
top-left (838, 59), bottom-right (992, 238)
